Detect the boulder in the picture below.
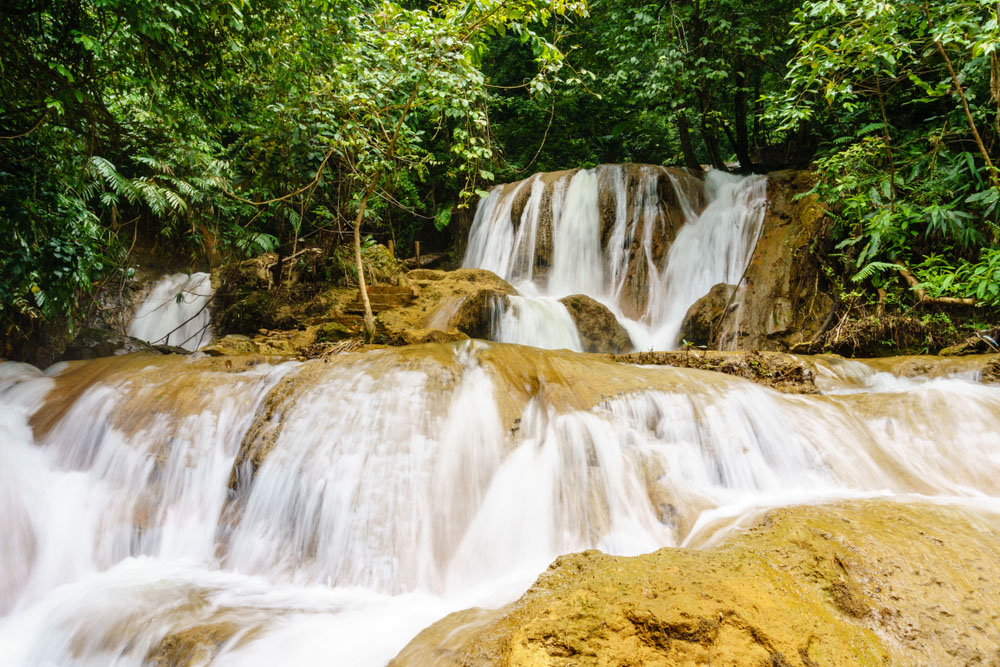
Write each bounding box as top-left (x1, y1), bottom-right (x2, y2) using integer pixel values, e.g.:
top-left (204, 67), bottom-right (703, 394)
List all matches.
top-left (733, 170), bottom-right (834, 351)
top-left (451, 289), bottom-right (510, 340)
top-left (59, 328), bottom-right (160, 361)
top-left (559, 294), bottom-right (632, 354)
top-left (377, 268), bottom-right (516, 342)
top-left (678, 283), bottom-right (738, 347)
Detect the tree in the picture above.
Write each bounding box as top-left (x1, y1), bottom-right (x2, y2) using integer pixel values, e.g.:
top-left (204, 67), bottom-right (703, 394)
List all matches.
top-left (771, 0), bottom-right (1000, 305)
top-left (310, 0), bottom-right (587, 337)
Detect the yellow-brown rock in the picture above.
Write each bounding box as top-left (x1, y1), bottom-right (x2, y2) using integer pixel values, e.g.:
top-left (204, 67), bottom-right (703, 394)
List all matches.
top-left (392, 500), bottom-right (1000, 667)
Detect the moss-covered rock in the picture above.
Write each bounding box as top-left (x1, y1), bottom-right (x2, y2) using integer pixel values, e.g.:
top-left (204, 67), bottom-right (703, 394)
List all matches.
top-left (217, 291), bottom-right (277, 335)
top-left (612, 348), bottom-right (817, 394)
top-left (314, 321), bottom-right (353, 343)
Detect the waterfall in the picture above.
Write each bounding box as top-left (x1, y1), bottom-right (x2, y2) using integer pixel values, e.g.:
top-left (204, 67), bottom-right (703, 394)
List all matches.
top-left (462, 166), bottom-right (768, 351)
top-left (127, 272), bottom-right (214, 350)
top-left (645, 172), bottom-right (767, 348)
top-left (494, 295), bottom-right (582, 351)
top-left (2, 344), bottom-right (1000, 665)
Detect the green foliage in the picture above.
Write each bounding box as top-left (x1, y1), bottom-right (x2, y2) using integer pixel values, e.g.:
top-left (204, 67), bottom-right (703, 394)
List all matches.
top-left (777, 0), bottom-right (1000, 306)
top-left (486, 0), bottom-right (799, 175)
top-left (1, 0), bottom-right (585, 345)
top-left (3, 0), bottom-right (999, 348)
top-left (915, 249), bottom-right (1000, 305)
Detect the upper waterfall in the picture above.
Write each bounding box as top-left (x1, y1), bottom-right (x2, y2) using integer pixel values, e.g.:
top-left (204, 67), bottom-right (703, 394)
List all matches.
top-left (462, 165), bottom-right (767, 351)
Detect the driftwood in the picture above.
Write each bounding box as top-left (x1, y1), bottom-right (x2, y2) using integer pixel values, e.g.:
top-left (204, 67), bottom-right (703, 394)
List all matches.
top-left (400, 251), bottom-right (447, 269)
top-left (895, 263), bottom-right (976, 306)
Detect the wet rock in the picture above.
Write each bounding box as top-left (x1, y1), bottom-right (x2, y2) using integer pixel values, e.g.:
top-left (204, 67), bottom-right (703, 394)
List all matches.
top-left (678, 283), bottom-right (738, 346)
top-left (612, 349), bottom-right (817, 394)
top-left (450, 290), bottom-right (509, 340)
top-left (314, 321), bottom-right (353, 343)
top-left (389, 329), bottom-right (470, 346)
top-left (597, 165), bottom-right (705, 319)
top-left (978, 356), bottom-right (1000, 384)
top-left (487, 165), bottom-right (706, 319)
top-left (733, 170), bottom-right (834, 351)
top-left (391, 500), bottom-right (1000, 667)
top-left (558, 294), bottom-right (632, 354)
top-left (147, 621), bottom-right (242, 667)
top-left (59, 328), bottom-right (160, 361)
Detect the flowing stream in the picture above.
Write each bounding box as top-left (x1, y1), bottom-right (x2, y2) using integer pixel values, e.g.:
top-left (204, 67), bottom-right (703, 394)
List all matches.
top-left (463, 167), bottom-right (767, 350)
top-left (2, 344), bottom-right (1000, 665)
top-left (2, 168), bottom-right (998, 665)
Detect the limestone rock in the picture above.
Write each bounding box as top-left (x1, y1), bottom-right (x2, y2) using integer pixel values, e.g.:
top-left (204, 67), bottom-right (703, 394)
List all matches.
top-left (484, 165), bottom-right (706, 319)
top-left (733, 170), bottom-right (834, 351)
top-left (378, 268), bottom-right (516, 342)
top-left (200, 334), bottom-right (261, 356)
top-left (678, 283), bottom-right (737, 346)
top-left (612, 349), bottom-right (817, 394)
top-left (392, 329), bottom-right (470, 345)
top-left (451, 290), bottom-right (509, 340)
top-left (558, 294), bottom-right (632, 354)
top-left (391, 500), bottom-right (1000, 667)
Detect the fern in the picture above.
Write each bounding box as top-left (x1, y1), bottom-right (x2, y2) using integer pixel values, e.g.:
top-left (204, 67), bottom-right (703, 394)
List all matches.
top-left (162, 188), bottom-right (188, 213)
top-left (851, 261), bottom-right (899, 283)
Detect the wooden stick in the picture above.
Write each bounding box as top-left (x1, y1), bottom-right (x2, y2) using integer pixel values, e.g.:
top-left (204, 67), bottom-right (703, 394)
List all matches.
top-left (896, 263), bottom-right (976, 306)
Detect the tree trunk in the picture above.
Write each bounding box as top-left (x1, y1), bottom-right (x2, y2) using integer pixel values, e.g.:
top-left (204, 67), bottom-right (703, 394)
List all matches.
top-left (353, 174), bottom-right (382, 339)
top-left (677, 112), bottom-right (700, 170)
top-left (698, 98), bottom-right (727, 171)
top-left (733, 59), bottom-right (755, 172)
top-left (272, 209), bottom-right (286, 288)
top-left (923, 0), bottom-right (999, 192)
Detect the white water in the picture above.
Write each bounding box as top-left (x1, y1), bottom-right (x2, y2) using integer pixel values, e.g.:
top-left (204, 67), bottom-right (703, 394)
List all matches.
top-left (2, 344), bottom-right (1000, 665)
top-left (463, 167), bottom-right (768, 351)
top-left (128, 272), bottom-right (214, 350)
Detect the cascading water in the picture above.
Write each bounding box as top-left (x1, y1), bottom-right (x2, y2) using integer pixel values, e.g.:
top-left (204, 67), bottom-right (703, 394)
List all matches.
top-left (127, 272), bottom-right (214, 350)
top-left (2, 344), bottom-right (1000, 665)
top-left (462, 166), bottom-right (768, 351)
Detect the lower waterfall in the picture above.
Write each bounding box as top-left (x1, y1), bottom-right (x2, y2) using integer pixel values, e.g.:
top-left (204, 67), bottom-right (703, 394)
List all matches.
top-left (2, 344), bottom-right (999, 665)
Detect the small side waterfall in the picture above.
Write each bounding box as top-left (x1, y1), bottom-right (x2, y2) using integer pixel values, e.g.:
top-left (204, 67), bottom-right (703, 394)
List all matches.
top-left (127, 273), bottom-right (214, 350)
top-left (462, 166), bottom-right (767, 350)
